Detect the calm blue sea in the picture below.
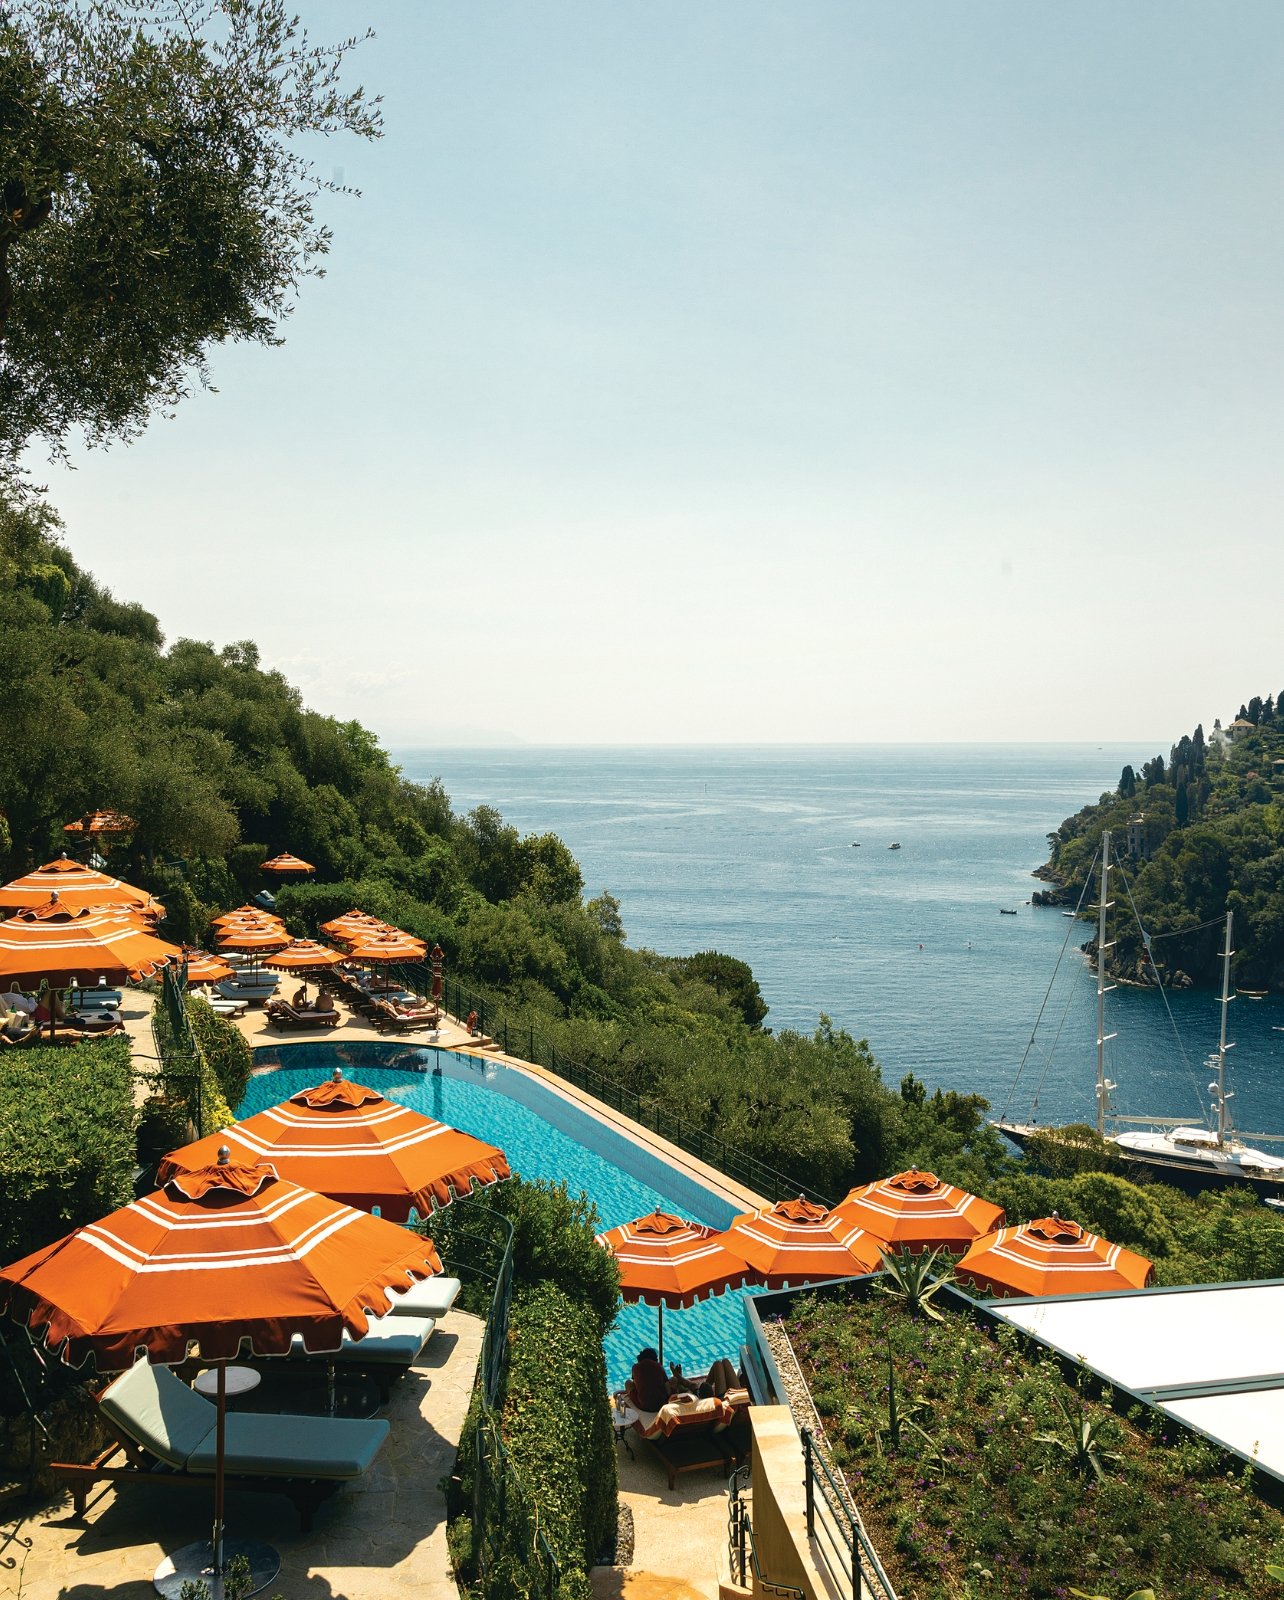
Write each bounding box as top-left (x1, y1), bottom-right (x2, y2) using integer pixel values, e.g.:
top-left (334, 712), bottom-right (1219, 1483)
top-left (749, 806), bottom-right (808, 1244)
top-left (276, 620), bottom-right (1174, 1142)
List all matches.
top-left (395, 746), bottom-right (1284, 1144)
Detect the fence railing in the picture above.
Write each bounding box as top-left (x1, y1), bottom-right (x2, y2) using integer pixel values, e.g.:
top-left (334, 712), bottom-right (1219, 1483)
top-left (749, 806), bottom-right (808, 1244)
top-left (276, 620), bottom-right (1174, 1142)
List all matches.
top-left (726, 1463), bottom-right (804, 1598)
top-left (433, 970), bottom-right (833, 1208)
top-left (433, 1200), bottom-right (561, 1600)
top-left (802, 1426), bottom-right (898, 1600)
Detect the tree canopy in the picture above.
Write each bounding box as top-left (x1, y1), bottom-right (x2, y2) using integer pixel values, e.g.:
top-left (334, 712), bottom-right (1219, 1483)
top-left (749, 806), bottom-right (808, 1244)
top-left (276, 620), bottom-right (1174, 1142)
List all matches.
top-left (1, 0), bottom-right (379, 459)
top-left (1043, 706), bottom-right (1284, 989)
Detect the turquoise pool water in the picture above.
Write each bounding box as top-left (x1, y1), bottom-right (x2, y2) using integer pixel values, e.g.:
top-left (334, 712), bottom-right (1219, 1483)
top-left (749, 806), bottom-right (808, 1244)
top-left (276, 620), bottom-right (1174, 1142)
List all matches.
top-left (244, 1043), bottom-right (759, 1388)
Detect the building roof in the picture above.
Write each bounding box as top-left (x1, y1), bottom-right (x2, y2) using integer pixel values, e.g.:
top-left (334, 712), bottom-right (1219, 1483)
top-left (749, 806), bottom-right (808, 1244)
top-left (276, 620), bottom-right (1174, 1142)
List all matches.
top-left (989, 1281), bottom-right (1284, 1485)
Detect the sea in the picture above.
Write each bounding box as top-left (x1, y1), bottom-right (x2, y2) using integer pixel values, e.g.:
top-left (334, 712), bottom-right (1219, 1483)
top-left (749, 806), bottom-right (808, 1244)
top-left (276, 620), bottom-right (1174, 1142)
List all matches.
top-left (394, 745), bottom-right (1284, 1144)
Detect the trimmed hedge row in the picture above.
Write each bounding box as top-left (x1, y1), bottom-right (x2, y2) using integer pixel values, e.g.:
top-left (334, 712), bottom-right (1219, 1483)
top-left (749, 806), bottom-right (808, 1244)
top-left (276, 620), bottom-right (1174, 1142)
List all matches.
top-left (186, 996), bottom-right (252, 1110)
top-left (441, 1180), bottom-right (620, 1600)
top-left (0, 1038), bottom-right (136, 1265)
top-left (500, 1281), bottom-right (617, 1590)
top-left (149, 994), bottom-right (233, 1140)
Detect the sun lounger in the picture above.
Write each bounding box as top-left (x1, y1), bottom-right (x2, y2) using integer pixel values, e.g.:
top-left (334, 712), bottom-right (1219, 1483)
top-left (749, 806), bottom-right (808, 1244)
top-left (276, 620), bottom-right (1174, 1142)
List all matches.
top-left (631, 1395), bottom-right (736, 1489)
top-left (54, 1357), bottom-right (389, 1530)
top-left (265, 1000), bottom-right (342, 1030)
top-left (369, 1000), bottom-right (441, 1034)
top-left (284, 1313), bottom-right (436, 1402)
top-left (382, 1275), bottom-right (460, 1319)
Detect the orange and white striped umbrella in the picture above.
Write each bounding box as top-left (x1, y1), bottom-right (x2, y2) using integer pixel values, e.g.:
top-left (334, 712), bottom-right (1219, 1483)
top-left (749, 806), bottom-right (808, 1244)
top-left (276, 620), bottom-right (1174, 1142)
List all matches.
top-left (181, 949), bottom-right (236, 985)
top-left (319, 911), bottom-right (390, 943)
top-left (260, 853), bottom-right (315, 875)
top-left (955, 1213), bottom-right (1154, 1299)
top-left (211, 905), bottom-right (285, 931)
top-left (158, 1074), bottom-right (510, 1222)
top-left (596, 1211), bottom-right (754, 1308)
top-left (0, 1156), bottom-right (443, 1370)
top-left (716, 1197), bottom-right (883, 1289)
top-left (63, 810), bottom-right (136, 837)
top-left (0, 856), bottom-right (162, 918)
top-left (831, 1168), bottom-right (1006, 1255)
top-left (217, 923), bottom-right (290, 954)
top-left (0, 899), bottom-right (181, 988)
top-left (345, 930), bottom-right (426, 964)
top-left (264, 940), bottom-right (345, 973)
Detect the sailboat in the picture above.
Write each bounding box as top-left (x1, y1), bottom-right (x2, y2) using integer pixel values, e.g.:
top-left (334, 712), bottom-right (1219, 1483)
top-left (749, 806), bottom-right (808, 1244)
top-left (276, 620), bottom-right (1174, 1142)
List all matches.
top-left (995, 829), bottom-right (1284, 1198)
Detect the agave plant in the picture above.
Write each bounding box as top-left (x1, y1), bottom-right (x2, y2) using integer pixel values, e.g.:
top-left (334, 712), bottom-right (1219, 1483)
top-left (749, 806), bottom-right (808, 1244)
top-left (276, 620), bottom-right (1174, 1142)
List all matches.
top-left (877, 1243), bottom-right (954, 1321)
top-left (1036, 1392), bottom-right (1122, 1485)
top-left (1069, 1589), bottom-right (1156, 1600)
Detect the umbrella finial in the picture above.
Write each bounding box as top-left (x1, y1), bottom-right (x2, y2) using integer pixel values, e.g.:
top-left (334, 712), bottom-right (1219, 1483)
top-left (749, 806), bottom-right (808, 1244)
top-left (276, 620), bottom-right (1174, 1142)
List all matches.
top-left (217, 1145), bottom-right (231, 1165)
top-left (332, 1067), bottom-right (343, 1081)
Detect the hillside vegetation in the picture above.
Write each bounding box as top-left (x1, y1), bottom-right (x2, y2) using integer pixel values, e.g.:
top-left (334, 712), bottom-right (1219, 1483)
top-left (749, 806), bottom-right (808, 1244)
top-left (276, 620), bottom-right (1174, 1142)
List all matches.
top-left (1042, 699), bottom-right (1284, 990)
top-left (0, 489), bottom-right (1001, 1198)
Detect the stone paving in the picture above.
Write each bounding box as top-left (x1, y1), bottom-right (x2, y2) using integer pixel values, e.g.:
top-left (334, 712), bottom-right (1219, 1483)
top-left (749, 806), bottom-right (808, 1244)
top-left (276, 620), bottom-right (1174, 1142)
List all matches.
top-left (0, 1313), bottom-right (482, 1600)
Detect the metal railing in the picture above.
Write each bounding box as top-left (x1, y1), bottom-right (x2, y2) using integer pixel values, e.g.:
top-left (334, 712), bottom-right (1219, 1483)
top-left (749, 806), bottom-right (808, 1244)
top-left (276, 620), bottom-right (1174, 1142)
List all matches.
top-left (726, 1464), bottom-right (804, 1598)
top-left (433, 971), bottom-right (833, 1207)
top-left (802, 1426), bottom-right (897, 1600)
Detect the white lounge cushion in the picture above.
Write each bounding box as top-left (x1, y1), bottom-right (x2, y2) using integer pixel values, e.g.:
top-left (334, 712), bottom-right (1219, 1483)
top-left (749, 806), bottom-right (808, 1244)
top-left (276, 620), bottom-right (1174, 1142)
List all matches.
top-left (384, 1276), bottom-right (460, 1319)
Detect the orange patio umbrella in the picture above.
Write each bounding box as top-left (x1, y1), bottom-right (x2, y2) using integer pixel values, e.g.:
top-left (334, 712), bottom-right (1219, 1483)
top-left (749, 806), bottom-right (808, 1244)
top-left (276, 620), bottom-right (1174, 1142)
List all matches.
top-left (0, 900), bottom-right (181, 1029)
top-left (955, 1213), bottom-right (1155, 1299)
top-left (216, 924), bottom-right (290, 953)
top-left (181, 949), bottom-right (236, 985)
top-left (0, 1151), bottom-right (442, 1595)
top-left (596, 1210), bottom-right (756, 1364)
top-left (0, 855), bottom-right (163, 918)
top-left (158, 1071), bottom-right (510, 1222)
top-left (319, 910), bottom-right (389, 942)
top-left (716, 1196), bottom-right (884, 1289)
top-left (211, 905), bottom-right (285, 931)
top-left (346, 930), bottom-right (427, 963)
top-left (264, 940), bottom-right (346, 973)
top-left (260, 852), bottom-right (315, 875)
top-left (63, 809), bottom-right (137, 838)
top-left (831, 1168), bottom-right (1006, 1255)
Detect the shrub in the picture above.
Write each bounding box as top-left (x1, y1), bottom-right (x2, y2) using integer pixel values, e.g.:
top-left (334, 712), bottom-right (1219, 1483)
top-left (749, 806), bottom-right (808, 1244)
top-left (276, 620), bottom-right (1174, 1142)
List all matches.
top-left (187, 997), bottom-right (252, 1109)
top-left (150, 995), bottom-right (233, 1139)
top-left (0, 1038), bottom-right (136, 1265)
top-left (500, 1282), bottom-right (617, 1591)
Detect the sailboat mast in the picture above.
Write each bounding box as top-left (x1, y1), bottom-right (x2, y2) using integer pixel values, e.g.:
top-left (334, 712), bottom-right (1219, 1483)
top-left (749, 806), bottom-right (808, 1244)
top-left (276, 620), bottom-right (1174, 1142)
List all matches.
top-left (1095, 830), bottom-right (1116, 1138)
top-left (1215, 909), bottom-right (1235, 1147)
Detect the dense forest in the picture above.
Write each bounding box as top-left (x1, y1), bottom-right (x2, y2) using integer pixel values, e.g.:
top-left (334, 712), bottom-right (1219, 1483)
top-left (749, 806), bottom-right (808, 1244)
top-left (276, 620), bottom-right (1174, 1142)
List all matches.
top-left (1041, 702), bottom-right (1284, 991)
top-left (0, 485), bottom-right (1005, 1198)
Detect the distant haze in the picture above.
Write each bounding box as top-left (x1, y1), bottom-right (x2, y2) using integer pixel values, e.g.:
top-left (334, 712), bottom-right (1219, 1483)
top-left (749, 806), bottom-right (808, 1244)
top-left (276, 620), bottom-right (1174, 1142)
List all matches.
top-left (31, 2), bottom-right (1284, 745)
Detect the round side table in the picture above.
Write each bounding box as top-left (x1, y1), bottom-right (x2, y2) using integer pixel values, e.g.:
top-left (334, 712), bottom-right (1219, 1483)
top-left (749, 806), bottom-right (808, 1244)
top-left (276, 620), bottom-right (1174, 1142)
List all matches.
top-left (193, 1365), bottom-right (261, 1407)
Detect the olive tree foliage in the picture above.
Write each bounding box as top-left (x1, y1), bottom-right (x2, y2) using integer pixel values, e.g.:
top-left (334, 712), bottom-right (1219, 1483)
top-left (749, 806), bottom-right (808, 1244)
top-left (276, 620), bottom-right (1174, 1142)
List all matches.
top-left (0, 0), bottom-right (381, 459)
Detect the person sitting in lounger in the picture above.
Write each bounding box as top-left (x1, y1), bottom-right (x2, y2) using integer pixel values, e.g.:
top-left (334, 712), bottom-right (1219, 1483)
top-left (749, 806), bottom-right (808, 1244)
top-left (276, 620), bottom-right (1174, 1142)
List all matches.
top-left (292, 983), bottom-right (309, 1009)
top-left (313, 988), bottom-right (338, 1014)
top-left (705, 1357), bottom-right (740, 1397)
top-left (626, 1347), bottom-right (670, 1412)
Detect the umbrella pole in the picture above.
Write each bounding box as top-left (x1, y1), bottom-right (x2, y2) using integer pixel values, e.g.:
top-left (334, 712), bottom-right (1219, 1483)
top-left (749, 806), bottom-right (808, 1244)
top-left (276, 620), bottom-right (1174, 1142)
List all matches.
top-left (658, 1302), bottom-right (664, 1367)
top-left (214, 1362), bottom-right (227, 1574)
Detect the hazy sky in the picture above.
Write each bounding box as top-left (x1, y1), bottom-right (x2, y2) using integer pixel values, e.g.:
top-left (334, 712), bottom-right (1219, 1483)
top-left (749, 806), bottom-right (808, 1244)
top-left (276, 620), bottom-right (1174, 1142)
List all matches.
top-left (32, 2), bottom-right (1284, 745)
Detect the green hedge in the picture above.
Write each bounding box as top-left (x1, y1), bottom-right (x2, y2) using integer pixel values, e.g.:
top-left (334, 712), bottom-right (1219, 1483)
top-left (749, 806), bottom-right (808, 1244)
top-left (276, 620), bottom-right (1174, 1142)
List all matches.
top-left (501, 1282), bottom-right (617, 1587)
top-left (0, 1038), bottom-right (136, 1265)
top-left (441, 1180), bottom-right (620, 1600)
top-left (186, 997), bottom-right (252, 1110)
top-left (149, 995), bottom-right (233, 1138)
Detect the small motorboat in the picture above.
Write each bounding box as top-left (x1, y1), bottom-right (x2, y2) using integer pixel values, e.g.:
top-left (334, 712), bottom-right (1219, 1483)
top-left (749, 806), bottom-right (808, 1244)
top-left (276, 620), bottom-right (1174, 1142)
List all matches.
top-left (1000, 908), bottom-right (1018, 916)
top-left (888, 842), bottom-right (901, 851)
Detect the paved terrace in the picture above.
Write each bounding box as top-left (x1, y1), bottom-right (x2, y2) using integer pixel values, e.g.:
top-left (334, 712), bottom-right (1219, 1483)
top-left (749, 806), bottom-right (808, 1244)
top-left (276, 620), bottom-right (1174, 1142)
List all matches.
top-left (1, 1314), bottom-right (482, 1600)
top-left (24, 992), bottom-right (763, 1597)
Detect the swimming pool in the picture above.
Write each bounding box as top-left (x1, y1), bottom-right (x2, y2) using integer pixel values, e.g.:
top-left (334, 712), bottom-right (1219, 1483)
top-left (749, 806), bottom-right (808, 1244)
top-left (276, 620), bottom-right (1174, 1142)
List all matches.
top-left (245, 1043), bottom-right (760, 1388)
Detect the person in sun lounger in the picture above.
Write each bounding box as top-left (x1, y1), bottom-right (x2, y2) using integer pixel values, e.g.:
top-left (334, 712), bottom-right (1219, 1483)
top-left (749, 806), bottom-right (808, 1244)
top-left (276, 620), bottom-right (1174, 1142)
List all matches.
top-left (626, 1347), bottom-right (670, 1412)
